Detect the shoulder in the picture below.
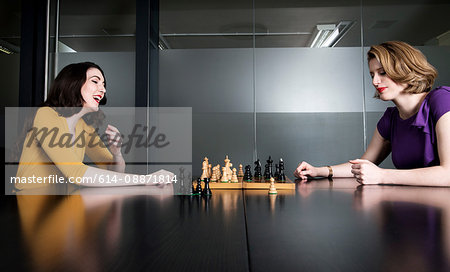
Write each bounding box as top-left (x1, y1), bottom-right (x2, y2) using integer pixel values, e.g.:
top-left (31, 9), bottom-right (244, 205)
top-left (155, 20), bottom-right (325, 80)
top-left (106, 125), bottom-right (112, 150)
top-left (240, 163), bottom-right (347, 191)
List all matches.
top-left (35, 106), bottom-right (58, 118)
top-left (427, 86), bottom-right (450, 105)
top-left (381, 107), bottom-right (397, 119)
top-left (33, 107), bottom-right (62, 126)
top-left (427, 86), bottom-right (450, 121)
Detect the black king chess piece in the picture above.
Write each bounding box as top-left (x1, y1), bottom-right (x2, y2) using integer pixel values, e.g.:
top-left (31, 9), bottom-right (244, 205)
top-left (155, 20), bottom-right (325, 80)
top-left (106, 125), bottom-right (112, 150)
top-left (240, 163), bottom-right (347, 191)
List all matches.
top-left (254, 159), bottom-right (262, 180)
top-left (274, 164), bottom-right (280, 180)
top-left (203, 177), bottom-right (212, 196)
top-left (195, 177), bottom-right (203, 195)
top-left (279, 158), bottom-right (286, 181)
top-left (244, 165), bottom-right (253, 182)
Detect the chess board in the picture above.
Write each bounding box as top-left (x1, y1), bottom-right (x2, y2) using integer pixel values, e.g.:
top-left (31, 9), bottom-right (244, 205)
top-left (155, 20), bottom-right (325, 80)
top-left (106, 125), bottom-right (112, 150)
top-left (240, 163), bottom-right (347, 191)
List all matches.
top-left (196, 176), bottom-right (295, 190)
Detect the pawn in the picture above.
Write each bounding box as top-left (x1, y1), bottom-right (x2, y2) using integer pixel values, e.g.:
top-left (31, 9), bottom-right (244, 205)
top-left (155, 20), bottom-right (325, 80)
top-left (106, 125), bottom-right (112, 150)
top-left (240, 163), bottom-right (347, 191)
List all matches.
top-left (238, 164), bottom-right (244, 177)
top-left (243, 165), bottom-right (253, 181)
top-left (220, 166), bottom-right (229, 183)
top-left (268, 177), bottom-right (277, 195)
top-left (231, 168), bottom-right (239, 183)
top-left (203, 178), bottom-right (212, 195)
top-left (195, 177), bottom-right (203, 195)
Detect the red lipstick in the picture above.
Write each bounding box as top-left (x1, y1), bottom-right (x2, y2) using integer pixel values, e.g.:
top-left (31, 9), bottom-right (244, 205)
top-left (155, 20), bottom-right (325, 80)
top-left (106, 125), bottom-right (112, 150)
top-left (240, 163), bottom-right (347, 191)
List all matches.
top-left (377, 87), bottom-right (386, 93)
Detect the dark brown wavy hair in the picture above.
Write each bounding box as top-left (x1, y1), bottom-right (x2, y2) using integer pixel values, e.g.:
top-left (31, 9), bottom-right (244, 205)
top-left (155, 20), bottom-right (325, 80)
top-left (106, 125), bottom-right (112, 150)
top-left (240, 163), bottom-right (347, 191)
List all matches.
top-left (44, 62), bottom-right (107, 116)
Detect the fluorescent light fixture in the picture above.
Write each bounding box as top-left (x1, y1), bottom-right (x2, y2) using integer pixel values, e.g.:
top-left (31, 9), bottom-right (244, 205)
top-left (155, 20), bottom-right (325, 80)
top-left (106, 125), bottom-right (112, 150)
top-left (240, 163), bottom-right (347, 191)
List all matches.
top-left (310, 21), bottom-right (355, 48)
top-left (0, 45), bottom-right (14, 54)
top-left (310, 24), bottom-right (335, 48)
top-left (0, 39), bottom-right (19, 55)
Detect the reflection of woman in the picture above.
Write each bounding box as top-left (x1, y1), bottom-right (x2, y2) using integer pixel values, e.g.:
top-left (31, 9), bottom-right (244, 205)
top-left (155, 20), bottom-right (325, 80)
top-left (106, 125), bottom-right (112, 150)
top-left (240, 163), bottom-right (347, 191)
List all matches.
top-left (16, 62), bottom-right (171, 190)
top-left (295, 41), bottom-right (450, 186)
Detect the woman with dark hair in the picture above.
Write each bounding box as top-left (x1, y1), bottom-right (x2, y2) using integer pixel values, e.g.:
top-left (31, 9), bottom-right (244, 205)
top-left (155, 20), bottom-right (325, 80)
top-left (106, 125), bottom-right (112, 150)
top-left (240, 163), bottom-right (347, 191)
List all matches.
top-left (15, 62), bottom-right (171, 190)
top-left (294, 41), bottom-right (450, 186)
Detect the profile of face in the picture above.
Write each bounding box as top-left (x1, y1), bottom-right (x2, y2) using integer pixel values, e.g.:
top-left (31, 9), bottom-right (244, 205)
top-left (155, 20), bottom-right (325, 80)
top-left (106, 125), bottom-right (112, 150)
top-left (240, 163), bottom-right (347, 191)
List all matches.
top-left (369, 58), bottom-right (407, 101)
top-left (80, 68), bottom-right (106, 111)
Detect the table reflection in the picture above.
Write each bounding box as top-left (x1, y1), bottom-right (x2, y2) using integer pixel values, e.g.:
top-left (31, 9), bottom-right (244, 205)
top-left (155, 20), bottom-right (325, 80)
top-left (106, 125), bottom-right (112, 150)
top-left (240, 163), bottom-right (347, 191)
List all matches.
top-left (295, 178), bottom-right (450, 271)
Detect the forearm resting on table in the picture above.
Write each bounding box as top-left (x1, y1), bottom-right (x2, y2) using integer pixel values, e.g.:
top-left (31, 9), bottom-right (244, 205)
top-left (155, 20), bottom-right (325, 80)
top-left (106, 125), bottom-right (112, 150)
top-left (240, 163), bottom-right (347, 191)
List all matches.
top-left (382, 166), bottom-right (450, 186)
top-left (319, 162), bottom-right (354, 178)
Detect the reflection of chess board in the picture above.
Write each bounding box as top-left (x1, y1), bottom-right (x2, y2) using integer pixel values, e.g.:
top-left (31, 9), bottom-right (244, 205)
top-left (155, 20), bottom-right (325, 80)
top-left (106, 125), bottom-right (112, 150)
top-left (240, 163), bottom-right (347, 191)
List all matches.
top-left (197, 176), bottom-right (295, 190)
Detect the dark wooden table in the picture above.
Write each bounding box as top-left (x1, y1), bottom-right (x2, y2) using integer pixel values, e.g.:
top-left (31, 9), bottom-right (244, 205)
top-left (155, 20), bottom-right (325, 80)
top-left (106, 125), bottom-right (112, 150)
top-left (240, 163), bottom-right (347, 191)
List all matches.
top-left (2, 178), bottom-right (450, 271)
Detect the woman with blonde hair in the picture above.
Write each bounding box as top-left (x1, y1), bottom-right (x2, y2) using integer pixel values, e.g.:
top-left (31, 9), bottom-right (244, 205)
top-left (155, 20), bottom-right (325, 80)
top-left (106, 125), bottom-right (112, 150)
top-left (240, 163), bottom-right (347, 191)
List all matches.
top-left (295, 41), bottom-right (450, 186)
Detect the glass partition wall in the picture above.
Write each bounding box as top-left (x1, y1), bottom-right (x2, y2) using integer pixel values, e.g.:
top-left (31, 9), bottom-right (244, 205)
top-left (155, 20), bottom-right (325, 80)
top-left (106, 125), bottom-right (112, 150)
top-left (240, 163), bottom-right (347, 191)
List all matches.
top-left (42, 0), bottom-right (450, 179)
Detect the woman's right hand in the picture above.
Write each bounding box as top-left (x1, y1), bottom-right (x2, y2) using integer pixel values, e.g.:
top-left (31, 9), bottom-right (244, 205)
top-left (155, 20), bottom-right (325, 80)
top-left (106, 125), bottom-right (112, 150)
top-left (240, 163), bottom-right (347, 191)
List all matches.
top-left (294, 161), bottom-right (320, 180)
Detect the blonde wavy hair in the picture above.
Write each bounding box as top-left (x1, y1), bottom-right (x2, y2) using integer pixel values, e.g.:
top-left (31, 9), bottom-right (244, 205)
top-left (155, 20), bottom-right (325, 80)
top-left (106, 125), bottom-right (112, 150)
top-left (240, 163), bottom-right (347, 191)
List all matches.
top-left (367, 41), bottom-right (437, 96)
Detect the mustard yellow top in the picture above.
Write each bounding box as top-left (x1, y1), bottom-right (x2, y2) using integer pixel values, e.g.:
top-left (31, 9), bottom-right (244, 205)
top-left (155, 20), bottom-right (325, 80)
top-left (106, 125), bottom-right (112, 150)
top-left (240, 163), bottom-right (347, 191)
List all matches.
top-left (15, 107), bottom-right (113, 190)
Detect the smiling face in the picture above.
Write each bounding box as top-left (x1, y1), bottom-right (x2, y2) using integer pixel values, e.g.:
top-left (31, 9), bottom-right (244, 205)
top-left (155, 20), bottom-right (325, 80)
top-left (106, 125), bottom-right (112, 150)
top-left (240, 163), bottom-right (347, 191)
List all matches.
top-left (80, 68), bottom-right (106, 111)
top-left (369, 58), bottom-right (407, 101)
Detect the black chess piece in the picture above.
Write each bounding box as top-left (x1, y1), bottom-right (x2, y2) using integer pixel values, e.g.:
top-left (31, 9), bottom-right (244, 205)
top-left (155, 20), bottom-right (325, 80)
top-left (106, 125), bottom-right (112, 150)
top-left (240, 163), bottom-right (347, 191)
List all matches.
top-left (264, 164), bottom-right (270, 180)
top-left (274, 164), bottom-right (280, 180)
top-left (244, 165), bottom-right (253, 181)
top-left (254, 159), bottom-right (262, 179)
top-left (267, 156), bottom-right (274, 180)
top-left (279, 158), bottom-right (286, 181)
top-left (195, 177), bottom-right (203, 195)
top-left (203, 178), bottom-right (212, 195)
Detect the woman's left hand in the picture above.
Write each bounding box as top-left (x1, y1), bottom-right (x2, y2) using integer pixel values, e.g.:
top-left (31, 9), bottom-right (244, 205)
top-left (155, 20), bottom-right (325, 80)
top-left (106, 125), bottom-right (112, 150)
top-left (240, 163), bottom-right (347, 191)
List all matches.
top-left (105, 124), bottom-right (123, 156)
top-left (349, 159), bottom-right (385, 185)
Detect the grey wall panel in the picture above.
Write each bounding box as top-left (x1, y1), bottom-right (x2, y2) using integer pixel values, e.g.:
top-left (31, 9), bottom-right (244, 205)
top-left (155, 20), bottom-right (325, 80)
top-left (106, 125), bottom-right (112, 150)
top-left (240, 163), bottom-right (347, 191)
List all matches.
top-left (57, 52), bottom-right (136, 107)
top-left (159, 49), bottom-right (254, 112)
top-left (256, 113), bottom-right (365, 180)
top-left (192, 113), bottom-right (254, 178)
top-left (255, 48), bottom-right (364, 113)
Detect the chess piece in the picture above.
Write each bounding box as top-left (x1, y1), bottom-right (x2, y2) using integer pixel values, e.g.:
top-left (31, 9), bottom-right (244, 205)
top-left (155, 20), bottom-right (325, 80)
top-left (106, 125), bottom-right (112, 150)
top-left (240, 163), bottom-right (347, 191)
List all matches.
top-left (201, 157), bottom-right (209, 180)
top-left (216, 164), bottom-right (221, 179)
top-left (264, 164), bottom-right (270, 180)
top-left (274, 164), bottom-right (280, 180)
top-left (279, 158), bottom-right (286, 181)
top-left (220, 166), bottom-right (229, 183)
top-left (243, 165), bottom-right (253, 181)
top-left (267, 156), bottom-right (274, 180)
top-left (231, 168), bottom-right (239, 183)
top-left (195, 177), bottom-right (203, 195)
top-left (268, 177), bottom-right (277, 195)
top-left (208, 164), bottom-right (212, 178)
top-left (191, 179), bottom-right (196, 195)
top-left (254, 159), bottom-right (262, 179)
top-left (238, 164), bottom-right (244, 177)
top-left (211, 171), bottom-right (218, 182)
top-left (203, 178), bottom-right (212, 195)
